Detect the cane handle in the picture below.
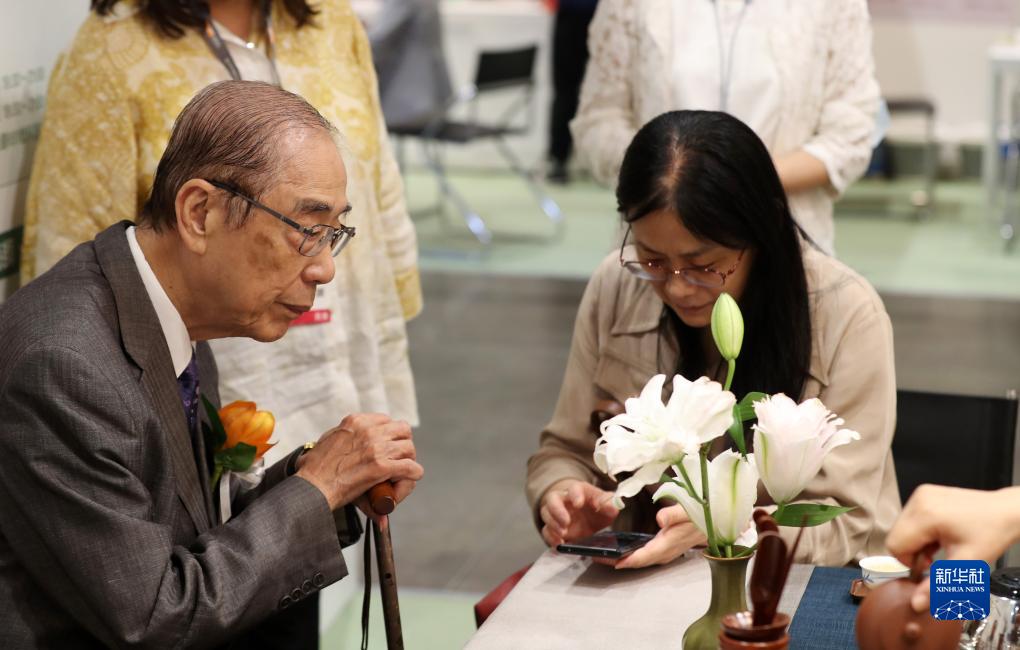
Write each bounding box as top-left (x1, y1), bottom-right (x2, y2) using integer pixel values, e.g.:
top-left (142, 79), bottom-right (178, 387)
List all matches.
top-left (369, 482), bottom-right (396, 516)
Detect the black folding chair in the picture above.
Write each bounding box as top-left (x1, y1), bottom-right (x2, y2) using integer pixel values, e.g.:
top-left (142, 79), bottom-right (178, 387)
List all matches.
top-left (885, 98), bottom-right (938, 217)
top-left (390, 45), bottom-right (564, 245)
top-left (893, 388), bottom-right (1018, 503)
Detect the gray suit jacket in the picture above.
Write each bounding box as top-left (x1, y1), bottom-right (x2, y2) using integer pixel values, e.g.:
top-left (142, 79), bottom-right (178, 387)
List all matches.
top-left (0, 222), bottom-right (349, 648)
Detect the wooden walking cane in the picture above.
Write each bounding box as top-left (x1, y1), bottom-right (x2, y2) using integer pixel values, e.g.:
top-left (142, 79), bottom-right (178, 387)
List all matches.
top-left (368, 482), bottom-right (403, 650)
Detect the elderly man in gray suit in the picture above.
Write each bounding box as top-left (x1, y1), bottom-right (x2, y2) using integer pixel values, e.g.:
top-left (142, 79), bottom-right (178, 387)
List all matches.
top-left (0, 80), bottom-right (423, 648)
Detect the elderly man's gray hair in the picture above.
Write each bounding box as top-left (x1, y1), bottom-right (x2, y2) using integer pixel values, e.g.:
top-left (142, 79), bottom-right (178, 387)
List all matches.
top-left (140, 80), bottom-right (339, 231)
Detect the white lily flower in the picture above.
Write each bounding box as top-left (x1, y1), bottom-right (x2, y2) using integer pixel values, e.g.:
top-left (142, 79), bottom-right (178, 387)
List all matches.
top-left (734, 525), bottom-right (758, 549)
top-left (752, 394), bottom-right (861, 505)
top-left (594, 374), bottom-right (736, 508)
top-left (652, 450), bottom-right (759, 545)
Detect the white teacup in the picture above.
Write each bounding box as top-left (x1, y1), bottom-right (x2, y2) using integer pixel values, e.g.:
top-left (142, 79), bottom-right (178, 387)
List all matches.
top-left (860, 555), bottom-right (910, 587)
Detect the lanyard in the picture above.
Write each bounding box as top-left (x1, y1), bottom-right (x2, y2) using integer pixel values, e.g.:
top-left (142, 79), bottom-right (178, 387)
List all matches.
top-left (201, 4), bottom-right (282, 87)
top-left (711, 0), bottom-right (751, 112)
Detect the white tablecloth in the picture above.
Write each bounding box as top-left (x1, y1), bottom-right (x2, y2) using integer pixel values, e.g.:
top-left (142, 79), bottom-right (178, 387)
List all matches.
top-left (466, 550), bottom-right (816, 650)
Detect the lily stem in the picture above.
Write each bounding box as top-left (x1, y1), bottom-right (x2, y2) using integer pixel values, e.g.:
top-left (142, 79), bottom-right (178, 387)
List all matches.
top-left (700, 445), bottom-right (721, 557)
top-left (723, 359), bottom-right (736, 392)
top-left (677, 460), bottom-right (705, 505)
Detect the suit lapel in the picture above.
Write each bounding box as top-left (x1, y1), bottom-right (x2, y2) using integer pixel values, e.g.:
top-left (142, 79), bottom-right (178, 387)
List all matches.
top-left (94, 223), bottom-right (211, 534)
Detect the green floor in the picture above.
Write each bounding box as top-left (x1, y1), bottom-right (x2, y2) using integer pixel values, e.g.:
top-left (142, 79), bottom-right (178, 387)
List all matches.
top-left (407, 169), bottom-right (1020, 300)
top-left (323, 588), bottom-right (479, 649)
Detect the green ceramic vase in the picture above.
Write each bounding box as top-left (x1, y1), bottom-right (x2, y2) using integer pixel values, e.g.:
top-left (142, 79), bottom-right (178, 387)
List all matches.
top-left (682, 550), bottom-right (752, 650)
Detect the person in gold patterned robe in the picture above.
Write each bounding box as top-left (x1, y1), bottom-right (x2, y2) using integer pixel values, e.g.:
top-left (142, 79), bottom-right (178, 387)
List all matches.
top-left (22, 0), bottom-right (421, 452)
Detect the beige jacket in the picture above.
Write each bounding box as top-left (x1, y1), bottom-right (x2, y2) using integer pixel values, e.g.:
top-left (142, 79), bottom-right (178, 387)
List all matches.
top-left (527, 247), bottom-right (901, 566)
top-left (570, 0), bottom-right (880, 254)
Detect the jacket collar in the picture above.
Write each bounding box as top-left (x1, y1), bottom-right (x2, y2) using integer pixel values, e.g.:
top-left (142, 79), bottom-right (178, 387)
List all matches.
top-left (610, 273), bottom-right (663, 336)
top-left (93, 222), bottom-right (213, 533)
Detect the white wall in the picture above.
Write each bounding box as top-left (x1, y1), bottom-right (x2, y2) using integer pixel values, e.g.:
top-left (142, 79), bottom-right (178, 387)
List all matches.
top-left (0, 1), bottom-right (89, 301)
top-left (872, 15), bottom-right (1020, 145)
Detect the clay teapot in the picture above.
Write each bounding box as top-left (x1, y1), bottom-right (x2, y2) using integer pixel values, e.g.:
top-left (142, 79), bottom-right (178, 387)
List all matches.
top-left (856, 576), bottom-right (963, 650)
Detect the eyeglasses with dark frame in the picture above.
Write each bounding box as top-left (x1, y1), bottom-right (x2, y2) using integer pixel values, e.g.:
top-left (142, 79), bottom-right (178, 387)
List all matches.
top-left (618, 225), bottom-right (745, 288)
top-left (207, 180), bottom-right (356, 258)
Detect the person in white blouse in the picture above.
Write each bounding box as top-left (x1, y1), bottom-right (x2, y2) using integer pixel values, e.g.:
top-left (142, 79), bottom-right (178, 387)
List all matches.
top-left (571, 0), bottom-right (880, 254)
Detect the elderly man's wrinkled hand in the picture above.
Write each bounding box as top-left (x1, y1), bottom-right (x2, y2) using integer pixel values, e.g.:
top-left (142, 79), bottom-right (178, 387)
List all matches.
top-left (296, 413), bottom-right (423, 511)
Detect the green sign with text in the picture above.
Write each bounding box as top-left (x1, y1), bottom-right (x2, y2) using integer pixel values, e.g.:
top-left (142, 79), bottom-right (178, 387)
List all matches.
top-left (0, 226), bottom-right (23, 279)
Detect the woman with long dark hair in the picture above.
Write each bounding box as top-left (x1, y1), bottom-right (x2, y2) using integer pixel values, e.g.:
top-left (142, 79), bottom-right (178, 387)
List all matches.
top-left (527, 110), bottom-right (899, 568)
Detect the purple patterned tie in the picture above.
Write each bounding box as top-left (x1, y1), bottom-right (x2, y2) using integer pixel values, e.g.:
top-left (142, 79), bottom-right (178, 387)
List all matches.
top-left (177, 353), bottom-right (200, 436)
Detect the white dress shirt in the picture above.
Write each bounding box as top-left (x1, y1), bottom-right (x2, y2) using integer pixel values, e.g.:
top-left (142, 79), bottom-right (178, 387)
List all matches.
top-left (211, 19), bottom-right (278, 85)
top-left (670, 0), bottom-right (782, 150)
top-left (126, 226), bottom-right (193, 378)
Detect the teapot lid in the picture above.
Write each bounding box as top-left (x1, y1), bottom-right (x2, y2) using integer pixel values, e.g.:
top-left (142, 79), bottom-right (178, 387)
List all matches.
top-left (991, 567), bottom-right (1020, 599)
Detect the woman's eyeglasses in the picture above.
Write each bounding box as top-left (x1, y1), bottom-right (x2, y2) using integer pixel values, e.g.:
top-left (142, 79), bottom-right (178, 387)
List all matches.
top-left (618, 226), bottom-right (744, 288)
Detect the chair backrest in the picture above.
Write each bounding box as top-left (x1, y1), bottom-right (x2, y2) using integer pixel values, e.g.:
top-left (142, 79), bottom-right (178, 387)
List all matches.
top-left (892, 389), bottom-right (1018, 504)
top-left (886, 97), bottom-right (936, 118)
top-left (473, 45), bottom-right (538, 93)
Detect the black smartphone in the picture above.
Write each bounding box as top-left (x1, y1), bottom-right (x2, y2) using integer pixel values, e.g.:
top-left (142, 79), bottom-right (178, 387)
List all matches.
top-left (556, 531), bottom-right (654, 559)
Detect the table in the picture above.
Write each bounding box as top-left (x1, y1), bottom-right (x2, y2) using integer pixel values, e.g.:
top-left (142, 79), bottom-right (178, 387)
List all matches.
top-left (466, 550), bottom-right (862, 649)
top-left (984, 44), bottom-right (1020, 248)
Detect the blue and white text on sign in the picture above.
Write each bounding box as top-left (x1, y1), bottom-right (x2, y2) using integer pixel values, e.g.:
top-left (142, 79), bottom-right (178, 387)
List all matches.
top-left (929, 559), bottom-right (990, 620)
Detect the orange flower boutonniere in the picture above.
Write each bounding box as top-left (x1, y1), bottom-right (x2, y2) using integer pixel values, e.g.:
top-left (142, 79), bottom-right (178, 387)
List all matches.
top-left (202, 396), bottom-right (276, 489)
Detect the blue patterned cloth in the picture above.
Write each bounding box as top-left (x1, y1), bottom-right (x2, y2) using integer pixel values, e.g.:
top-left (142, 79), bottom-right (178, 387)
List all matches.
top-left (788, 567), bottom-right (861, 649)
top-left (177, 353), bottom-right (199, 436)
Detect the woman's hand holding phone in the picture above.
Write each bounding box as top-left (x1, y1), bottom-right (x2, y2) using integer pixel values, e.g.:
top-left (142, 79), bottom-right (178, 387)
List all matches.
top-left (611, 504), bottom-right (706, 569)
top-left (540, 479), bottom-right (619, 547)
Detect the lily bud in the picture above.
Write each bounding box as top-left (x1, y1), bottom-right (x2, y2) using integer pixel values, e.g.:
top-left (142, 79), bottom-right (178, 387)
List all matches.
top-left (711, 292), bottom-right (744, 362)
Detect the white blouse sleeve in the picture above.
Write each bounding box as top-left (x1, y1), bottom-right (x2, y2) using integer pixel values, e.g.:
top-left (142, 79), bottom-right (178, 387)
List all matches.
top-left (569, 0), bottom-right (641, 188)
top-left (800, 0), bottom-right (880, 195)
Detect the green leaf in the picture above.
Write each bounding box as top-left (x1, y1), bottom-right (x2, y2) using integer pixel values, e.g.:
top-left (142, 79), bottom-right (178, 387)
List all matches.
top-left (214, 442), bottom-right (257, 472)
top-left (772, 503), bottom-right (856, 527)
top-left (728, 410), bottom-right (747, 456)
top-left (202, 395), bottom-right (227, 449)
top-left (736, 392), bottom-right (768, 422)
top-left (731, 545), bottom-right (755, 558)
